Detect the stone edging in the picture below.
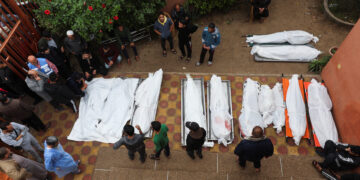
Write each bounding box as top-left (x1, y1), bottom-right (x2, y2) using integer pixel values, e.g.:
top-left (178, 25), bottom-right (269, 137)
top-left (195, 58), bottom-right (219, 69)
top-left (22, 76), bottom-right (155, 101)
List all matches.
top-left (323, 0), bottom-right (355, 26)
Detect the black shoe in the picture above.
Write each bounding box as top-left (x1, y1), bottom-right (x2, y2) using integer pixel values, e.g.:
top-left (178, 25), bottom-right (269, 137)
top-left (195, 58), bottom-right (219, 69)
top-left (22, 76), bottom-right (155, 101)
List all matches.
top-left (196, 151), bottom-right (203, 159)
top-left (129, 155), bottom-right (135, 160)
top-left (187, 152), bottom-right (195, 159)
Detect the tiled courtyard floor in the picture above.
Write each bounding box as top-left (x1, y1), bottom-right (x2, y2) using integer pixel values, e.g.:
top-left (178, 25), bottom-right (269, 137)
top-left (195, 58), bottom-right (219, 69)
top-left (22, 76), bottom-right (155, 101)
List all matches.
top-left (32, 73), bottom-right (320, 180)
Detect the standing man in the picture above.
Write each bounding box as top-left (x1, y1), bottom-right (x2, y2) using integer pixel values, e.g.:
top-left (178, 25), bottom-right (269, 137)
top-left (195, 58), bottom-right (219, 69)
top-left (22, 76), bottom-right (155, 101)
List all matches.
top-left (234, 126), bottom-right (274, 172)
top-left (115, 25), bottom-right (139, 64)
top-left (44, 73), bottom-right (78, 113)
top-left (196, 23), bottom-right (221, 66)
top-left (252, 0), bottom-right (271, 21)
top-left (0, 147), bottom-right (48, 180)
top-left (113, 125), bottom-right (146, 163)
top-left (150, 121), bottom-right (170, 160)
top-left (27, 55), bottom-right (58, 76)
top-left (0, 122), bottom-right (44, 163)
top-left (44, 136), bottom-right (81, 178)
top-left (178, 18), bottom-right (198, 62)
top-left (0, 94), bottom-right (47, 131)
top-left (185, 122), bottom-right (206, 159)
top-left (63, 30), bottom-right (87, 62)
top-left (171, 3), bottom-right (187, 30)
top-left (154, 12), bottom-right (176, 57)
top-left (36, 45), bottom-right (71, 79)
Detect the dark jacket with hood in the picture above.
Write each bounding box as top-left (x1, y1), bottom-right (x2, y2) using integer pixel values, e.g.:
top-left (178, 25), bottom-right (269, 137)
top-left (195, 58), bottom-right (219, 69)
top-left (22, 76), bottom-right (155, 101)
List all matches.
top-left (234, 136), bottom-right (274, 162)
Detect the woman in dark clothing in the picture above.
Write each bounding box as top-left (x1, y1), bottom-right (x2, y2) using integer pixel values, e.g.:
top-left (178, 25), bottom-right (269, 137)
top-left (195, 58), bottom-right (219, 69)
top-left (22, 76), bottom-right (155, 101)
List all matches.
top-left (80, 50), bottom-right (107, 81)
top-left (178, 18), bottom-right (198, 62)
top-left (185, 122), bottom-right (206, 159)
top-left (36, 45), bottom-right (71, 79)
top-left (252, 0), bottom-right (271, 20)
top-left (66, 72), bottom-right (87, 97)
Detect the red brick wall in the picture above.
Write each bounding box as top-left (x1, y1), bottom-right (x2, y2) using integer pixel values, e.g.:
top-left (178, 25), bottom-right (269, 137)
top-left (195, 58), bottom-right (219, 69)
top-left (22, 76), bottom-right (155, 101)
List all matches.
top-left (321, 20), bottom-right (360, 146)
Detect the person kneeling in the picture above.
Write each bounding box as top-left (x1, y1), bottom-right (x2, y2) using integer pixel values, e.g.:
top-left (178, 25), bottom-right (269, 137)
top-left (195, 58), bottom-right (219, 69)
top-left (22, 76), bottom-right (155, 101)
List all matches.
top-left (80, 50), bottom-right (107, 81)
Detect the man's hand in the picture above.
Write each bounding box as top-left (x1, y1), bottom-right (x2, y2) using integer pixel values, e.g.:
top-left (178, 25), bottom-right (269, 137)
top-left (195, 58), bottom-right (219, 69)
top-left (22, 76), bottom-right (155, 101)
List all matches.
top-left (16, 134), bottom-right (23, 141)
top-left (108, 61), bottom-right (114, 66)
top-left (85, 72), bottom-right (90, 78)
top-left (345, 147), bottom-right (351, 152)
top-left (130, 42), bottom-right (135, 47)
top-left (121, 45), bottom-right (125, 50)
top-left (92, 70), bottom-right (96, 75)
top-left (259, 8), bottom-right (265, 13)
top-left (81, 83), bottom-right (88, 91)
top-left (135, 125), bottom-right (143, 135)
top-left (71, 51), bottom-right (76, 55)
top-left (61, 46), bottom-right (65, 53)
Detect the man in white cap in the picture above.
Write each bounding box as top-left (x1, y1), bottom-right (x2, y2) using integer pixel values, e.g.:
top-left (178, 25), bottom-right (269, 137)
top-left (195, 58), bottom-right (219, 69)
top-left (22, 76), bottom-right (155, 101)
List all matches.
top-left (63, 30), bottom-right (87, 61)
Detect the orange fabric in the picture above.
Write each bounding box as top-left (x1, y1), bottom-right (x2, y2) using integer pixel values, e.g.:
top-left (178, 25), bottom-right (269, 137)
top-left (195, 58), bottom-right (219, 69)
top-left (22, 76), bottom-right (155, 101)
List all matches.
top-left (0, 171), bottom-right (12, 180)
top-left (304, 81), bottom-right (321, 147)
top-left (282, 78), bottom-right (310, 139)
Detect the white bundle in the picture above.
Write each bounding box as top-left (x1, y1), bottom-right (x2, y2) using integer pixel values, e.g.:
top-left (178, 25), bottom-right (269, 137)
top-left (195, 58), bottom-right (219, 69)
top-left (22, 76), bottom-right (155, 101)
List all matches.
top-left (239, 78), bottom-right (266, 137)
top-left (251, 45), bottom-right (321, 62)
top-left (246, 30), bottom-right (319, 44)
top-left (209, 75), bottom-right (232, 146)
top-left (133, 69), bottom-right (163, 135)
top-left (184, 74), bottom-right (206, 137)
top-left (258, 85), bottom-right (276, 126)
top-left (286, 75), bottom-right (307, 145)
top-left (272, 83), bottom-right (285, 134)
top-left (308, 79), bottom-right (338, 148)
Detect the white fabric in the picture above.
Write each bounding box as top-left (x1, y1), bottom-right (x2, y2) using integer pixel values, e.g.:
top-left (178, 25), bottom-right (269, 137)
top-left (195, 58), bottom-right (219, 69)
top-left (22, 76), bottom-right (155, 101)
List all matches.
top-left (239, 78), bottom-right (266, 137)
top-left (251, 45), bottom-right (321, 62)
top-left (246, 30), bottom-right (319, 44)
top-left (133, 69), bottom-right (163, 135)
top-left (272, 83), bottom-right (285, 134)
top-left (209, 75), bottom-right (232, 146)
top-left (258, 85), bottom-right (275, 126)
top-left (286, 75), bottom-right (307, 145)
top-left (68, 78), bottom-right (139, 143)
top-left (308, 79), bottom-right (338, 148)
top-left (184, 74), bottom-right (206, 138)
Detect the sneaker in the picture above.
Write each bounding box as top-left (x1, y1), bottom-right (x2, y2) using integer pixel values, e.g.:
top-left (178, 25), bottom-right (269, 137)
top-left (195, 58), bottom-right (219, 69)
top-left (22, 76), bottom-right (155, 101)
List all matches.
top-left (149, 154), bottom-right (160, 160)
top-left (196, 151), bottom-right (203, 159)
top-left (208, 61), bottom-right (213, 66)
top-left (196, 62), bottom-right (202, 66)
top-left (187, 152), bottom-right (195, 159)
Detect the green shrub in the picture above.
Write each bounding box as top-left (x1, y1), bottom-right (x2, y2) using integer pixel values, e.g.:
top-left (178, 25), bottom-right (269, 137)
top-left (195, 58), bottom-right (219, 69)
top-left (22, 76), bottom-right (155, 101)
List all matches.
top-left (309, 55), bottom-right (332, 73)
top-left (32, 0), bottom-right (165, 41)
top-left (185, 0), bottom-right (237, 18)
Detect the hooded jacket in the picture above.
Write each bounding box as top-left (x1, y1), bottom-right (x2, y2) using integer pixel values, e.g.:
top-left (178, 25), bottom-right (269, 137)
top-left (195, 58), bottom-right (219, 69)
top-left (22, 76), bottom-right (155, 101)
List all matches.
top-left (234, 137), bottom-right (274, 162)
top-left (201, 27), bottom-right (221, 49)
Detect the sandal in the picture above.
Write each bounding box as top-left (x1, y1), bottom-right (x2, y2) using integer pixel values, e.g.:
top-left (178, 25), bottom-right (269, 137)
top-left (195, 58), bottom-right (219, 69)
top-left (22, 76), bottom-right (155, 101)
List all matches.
top-left (163, 51), bottom-right (167, 57)
top-left (312, 160), bottom-right (322, 172)
top-left (171, 49), bottom-right (177, 54)
top-left (127, 59), bottom-right (131, 65)
top-left (149, 154), bottom-right (160, 160)
top-left (135, 56), bottom-right (140, 61)
top-left (179, 56), bottom-right (184, 60)
top-left (186, 57), bottom-right (191, 63)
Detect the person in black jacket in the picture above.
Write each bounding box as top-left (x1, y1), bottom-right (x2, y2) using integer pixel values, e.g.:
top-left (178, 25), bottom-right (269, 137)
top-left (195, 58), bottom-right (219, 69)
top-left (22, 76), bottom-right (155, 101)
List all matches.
top-left (185, 122), bottom-right (206, 159)
top-left (44, 73), bottom-right (78, 113)
top-left (252, 0), bottom-right (271, 20)
top-left (171, 4), bottom-right (187, 30)
top-left (37, 45), bottom-right (71, 79)
top-left (313, 140), bottom-right (360, 172)
top-left (234, 126), bottom-right (273, 172)
top-left (66, 72), bottom-right (87, 97)
top-left (80, 50), bottom-right (107, 81)
top-left (178, 18), bottom-right (198, 62)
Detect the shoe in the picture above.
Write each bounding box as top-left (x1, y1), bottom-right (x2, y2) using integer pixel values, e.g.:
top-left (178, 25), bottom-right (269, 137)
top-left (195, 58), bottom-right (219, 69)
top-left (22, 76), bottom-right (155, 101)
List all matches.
top-left (129, 155), bottom-right (135, 160)
top-left (179, 56), bottom-right (184, 60)
top-left (127, 59), bottom-right (131, 65)
top-left (70, 100), bottom-right (77, 113)
top-left (196, 151), bottom-right (203, 159)
top-left (208, 61), bottom-right (213, 66)
top-left (149, 154), bottom-right (160, 160)
top-left (187, 152), bottom-right (195, 159)
top-left (135, 56), bottom-right (140, 61)
top-left (196, 62), bottom-right (202, 66)
top-left (73, 169), bottom-right (81, 174)
top-left (186, 57), bottom-right (191, 63)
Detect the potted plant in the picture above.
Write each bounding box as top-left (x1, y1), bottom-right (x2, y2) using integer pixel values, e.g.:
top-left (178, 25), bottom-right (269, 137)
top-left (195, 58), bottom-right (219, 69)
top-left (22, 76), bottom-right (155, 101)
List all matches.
top-left (323, 0), bottom-right (359, 26)
top-left (329, 46), bottom-right (338, 56)
top-left (309, 55), bottom-right (332, 73)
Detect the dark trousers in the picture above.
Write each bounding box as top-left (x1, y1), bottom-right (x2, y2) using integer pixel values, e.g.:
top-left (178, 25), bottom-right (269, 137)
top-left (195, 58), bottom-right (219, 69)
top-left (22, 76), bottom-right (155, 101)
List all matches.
top-left (186, 144), bottom-right (202, 156)
top-left (320, 140), bottom-right (340, 170)
top-left (161, 36), bottom-right (174, 51)
top-left (199, 48), bottom-right (215, 64)
top-left (22, 113), bottom-right (46, 131)
top-left (128, 146), bottom-right (146, 161)
top-left (58, 64), bottom-right (72, 79)
top-left (155, 143), bottom-right (170, 158)
top-left (239, 156), bottom-right (261, 168)
top-left (122, 45), bottom-right (138, 59)
top-left (254, 8), bottom-right (269, 19)
top-left (179, 39), bottom-right (192, 58)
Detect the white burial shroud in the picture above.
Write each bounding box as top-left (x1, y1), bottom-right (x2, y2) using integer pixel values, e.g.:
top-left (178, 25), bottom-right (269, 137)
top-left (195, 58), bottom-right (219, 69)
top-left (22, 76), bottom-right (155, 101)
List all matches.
top-left (251, 45), bottom-right (321, 62)
top-left (132, 69), bottom-right (163, 135)
top-left (246, 30), bottom-right (319, 44)
top-left (272, 83), bottom-right (285, 134)
top-left (239, 78), bottom-right (265, 137)
top-left (184, 74), bottom-right (206, 138)
top-left (286, 75), bottom-right (307, 145)
top-left (209, 75), bottom-right (232, 146)
top-left (68, 78), bottom-right (139, 143)
top-left (258, 85), bottom-right (276, 127)
top-left (308, 79), bottom-right (338, 148)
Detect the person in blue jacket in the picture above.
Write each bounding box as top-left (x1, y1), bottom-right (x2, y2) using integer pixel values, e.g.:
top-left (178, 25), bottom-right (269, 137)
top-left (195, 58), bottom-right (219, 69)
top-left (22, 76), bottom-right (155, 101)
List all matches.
top-left (44, 136), bottom-right (81, 178)
top-left (196, 23), bottom-right (221, 66)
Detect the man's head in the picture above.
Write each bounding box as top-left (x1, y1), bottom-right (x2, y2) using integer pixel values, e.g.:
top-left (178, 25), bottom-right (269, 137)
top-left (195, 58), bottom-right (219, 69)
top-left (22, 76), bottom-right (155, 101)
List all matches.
top-left (178, 18), bottom-right (188, 28)
top-left (0, 147), bottom-right (11, 160)
top-left (117, 25), bottom-right (124, 31)
top-left (103, 44), bottom-right (110, 51)
top-left (175, 3), bottom-right (181, 12)
top-left (28, 70), bottom-right (40, 80)
top-left (158, 12), bottom-right (165, 23)
top-left (39, 45), bottom-right (50, 54)
top-left (252, 126), bottom-right (264, 138)
top-left (0, 122), bottom-right (12, 133)
top-left (71, 72), bottom-right (83, 83)
top-left (208, 23), bottom-right (216, 33)
top-left (42, 31), bottom-right (52, 40)
top-left (151, 121), bottom-right (161, 132)
top-left (66, 30), bottom-right (74, 39)
top-left (82, 50), bottom-right (91, 59)
top-left (123, 125), bottom-right (135, 136)
top-left (46, 136), bottom-right (59, 148)
top-left (27, 55), bottom-right (38, 65)
top-left (186, 122), bottom-right (200, 132)
top-left (0, 94), bottom-right (8, 104)
top-left (49, 72), bottom-right (58, 82)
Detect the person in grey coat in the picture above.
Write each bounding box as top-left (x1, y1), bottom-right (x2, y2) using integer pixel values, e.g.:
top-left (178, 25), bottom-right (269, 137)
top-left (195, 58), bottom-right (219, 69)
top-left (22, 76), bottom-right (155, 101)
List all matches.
top-left (0, 122), bottom-right (44, 163)
top-left (25, 70), bottom-right (52, 102)
top-left (0, 147), bottom-right (48, 180)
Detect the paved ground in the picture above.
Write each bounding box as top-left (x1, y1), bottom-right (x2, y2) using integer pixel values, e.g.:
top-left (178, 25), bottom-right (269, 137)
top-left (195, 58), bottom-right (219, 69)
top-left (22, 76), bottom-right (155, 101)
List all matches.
top-left (108, 0), bottom-right (351, 75)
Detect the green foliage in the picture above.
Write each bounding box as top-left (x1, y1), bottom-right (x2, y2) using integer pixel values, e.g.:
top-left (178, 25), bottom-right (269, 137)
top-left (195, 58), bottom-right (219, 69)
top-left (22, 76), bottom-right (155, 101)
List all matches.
top-left (185, 0), bottom-right (237, 17)
top-left (32, 0), bottom-right (165, 41)
top-left (309, 55), bottom-right (332, 73)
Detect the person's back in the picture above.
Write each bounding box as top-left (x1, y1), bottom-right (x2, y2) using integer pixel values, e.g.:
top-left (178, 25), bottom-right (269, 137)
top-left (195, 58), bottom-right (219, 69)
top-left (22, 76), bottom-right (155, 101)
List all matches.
top-left (121, 134), bottom-right (145, 151)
